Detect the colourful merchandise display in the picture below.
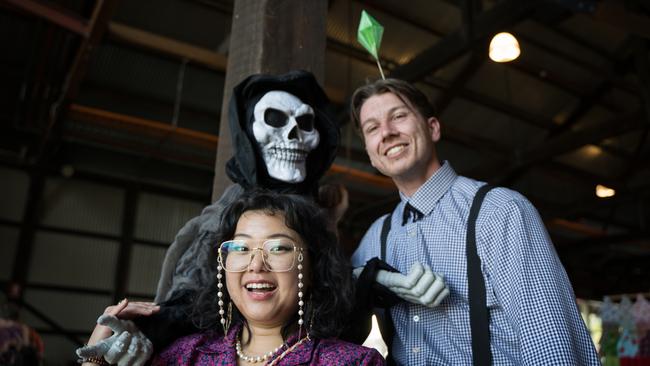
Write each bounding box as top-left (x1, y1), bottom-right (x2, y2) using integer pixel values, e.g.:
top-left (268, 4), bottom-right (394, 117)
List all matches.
top-left (0, 318), bottom-right (44, 366)
top-left (600, 294), bottom-right (650, 366)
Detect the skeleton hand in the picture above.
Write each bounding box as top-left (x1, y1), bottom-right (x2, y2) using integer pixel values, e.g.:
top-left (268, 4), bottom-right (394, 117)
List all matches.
top-left (77, 299), bottom-right (158, 365)
top-left (77, 315), bottom-right (153, 365)
top-left (354, 262), bottom-right (449, 308)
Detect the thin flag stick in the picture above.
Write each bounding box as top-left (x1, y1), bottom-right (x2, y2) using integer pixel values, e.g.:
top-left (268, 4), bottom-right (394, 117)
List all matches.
top-left (376, 58), bottom-right (385, 80)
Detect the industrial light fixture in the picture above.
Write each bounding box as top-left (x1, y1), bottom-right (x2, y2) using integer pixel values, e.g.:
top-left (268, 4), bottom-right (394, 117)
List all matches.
top-left (596, 184), bottom-right (615, 198)
top-left (489, 32), bottom-right (520, 62)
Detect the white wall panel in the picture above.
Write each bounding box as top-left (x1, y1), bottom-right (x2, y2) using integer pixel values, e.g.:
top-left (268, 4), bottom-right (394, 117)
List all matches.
top-left (127, 244), bottom-right (167, 296)
top-left (135, 192), bottom-right (203, 243)
top-left (41, 178), bottom-right (123, 235)
top-left (0, 166), bottom-right (28, 221)
top-left (28, 232), bottom-right (118, 290)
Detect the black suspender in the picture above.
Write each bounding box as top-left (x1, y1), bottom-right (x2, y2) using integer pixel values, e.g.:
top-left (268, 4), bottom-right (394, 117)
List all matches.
top-left (380, 211), bottom-right (392, 261)
top-left (379, 184), bottom-right (494, 365)
top-left (379, 212), bottom-right (396, 366)
top-left (467, 184), bottom-right (494, 365)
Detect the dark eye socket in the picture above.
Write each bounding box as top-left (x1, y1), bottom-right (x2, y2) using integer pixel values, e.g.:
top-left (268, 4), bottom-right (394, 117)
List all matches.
top-left (295, 114), bottom-right (314, 131)
top-left (264, 109), bottom-right (289, 127)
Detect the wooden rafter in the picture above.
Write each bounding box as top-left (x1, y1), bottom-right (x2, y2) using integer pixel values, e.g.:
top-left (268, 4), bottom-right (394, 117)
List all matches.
top-left (1, 0), bottom-right (89, 36)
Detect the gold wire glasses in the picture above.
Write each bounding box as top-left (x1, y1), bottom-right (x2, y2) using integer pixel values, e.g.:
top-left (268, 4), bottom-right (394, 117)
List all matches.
top-left (218, 239), bottom-right (302, 272)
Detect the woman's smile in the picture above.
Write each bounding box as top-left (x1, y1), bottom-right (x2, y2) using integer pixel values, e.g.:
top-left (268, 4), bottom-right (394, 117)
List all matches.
top-left (244, 280), bottom-right (278, 300)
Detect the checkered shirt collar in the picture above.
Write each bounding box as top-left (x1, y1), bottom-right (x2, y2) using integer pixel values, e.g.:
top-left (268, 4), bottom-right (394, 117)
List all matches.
top-left (399, 160), bottom-right (458, 217)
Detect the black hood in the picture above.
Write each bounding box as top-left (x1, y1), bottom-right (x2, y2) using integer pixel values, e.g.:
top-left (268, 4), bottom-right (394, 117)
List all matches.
top-left (225, 70), bottom-right (339, 196)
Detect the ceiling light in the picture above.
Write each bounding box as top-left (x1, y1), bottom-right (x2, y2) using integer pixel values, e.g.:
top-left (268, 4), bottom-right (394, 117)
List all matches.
top-left (596, 184), bottom-right (615, 198)
top-left (489, 32), bottom-right (520, 63)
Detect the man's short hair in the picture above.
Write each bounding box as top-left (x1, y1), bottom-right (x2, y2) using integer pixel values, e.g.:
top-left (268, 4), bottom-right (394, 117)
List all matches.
top-left (350, 78), bottom-right (437, 132)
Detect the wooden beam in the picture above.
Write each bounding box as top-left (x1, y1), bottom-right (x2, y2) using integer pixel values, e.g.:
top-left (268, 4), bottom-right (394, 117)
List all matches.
top-left (547, 218), bottom-right (608, 237)
top-left (108, 22), bottom-right (228, 71)
top-left (1, 0), bottom-right (89, 36)
top-left (67, 104), bottom-right (394, 189)
top-left (108, 22), bottom-right (346, 105)
top-left (35, 0), bottom-right (121, 163)
top-left (211, 0), bottom-right (329, 201)
top-left (61, 0), bottom-right (121, 102)
top-left (68, 104), bottom-right (219, 148)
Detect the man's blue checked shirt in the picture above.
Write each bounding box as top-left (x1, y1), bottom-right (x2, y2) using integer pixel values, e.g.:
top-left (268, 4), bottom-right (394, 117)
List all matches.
top-left (351, 162), bottom-right (600, 365)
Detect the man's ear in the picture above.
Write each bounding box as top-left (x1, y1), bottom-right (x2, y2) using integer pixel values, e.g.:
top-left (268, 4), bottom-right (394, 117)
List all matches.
top-left (428, 117), bottom-right (441, 142)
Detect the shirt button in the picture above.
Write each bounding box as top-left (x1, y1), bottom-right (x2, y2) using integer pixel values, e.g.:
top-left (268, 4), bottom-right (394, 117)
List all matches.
top-left (413, 347), bottom-right (420, 354)
top-left (413, 315), bottom-right (420, 322)
top-left (408, 230), bottom-right (416, 237)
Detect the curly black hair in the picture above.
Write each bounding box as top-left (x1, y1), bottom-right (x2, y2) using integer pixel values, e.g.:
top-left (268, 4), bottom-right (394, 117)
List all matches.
top-left (190, 188), bottom-right (354, 341)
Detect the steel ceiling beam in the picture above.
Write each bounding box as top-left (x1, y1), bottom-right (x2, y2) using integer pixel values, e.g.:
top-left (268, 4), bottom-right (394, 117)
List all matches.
top-left (470, 112), bottom-right (643, 182)
top-left (434, 53), bottom-right (484, 116)
top-left (389, 0), bottom-right (535, 81)
top-left (518, 114), bottom-right (641, 170)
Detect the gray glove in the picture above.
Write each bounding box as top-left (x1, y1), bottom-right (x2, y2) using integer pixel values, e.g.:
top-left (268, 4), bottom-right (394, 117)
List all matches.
top-left (354, 262), bottom-right (450, 308)
top-left (76, 314), bottom-right (153, 366)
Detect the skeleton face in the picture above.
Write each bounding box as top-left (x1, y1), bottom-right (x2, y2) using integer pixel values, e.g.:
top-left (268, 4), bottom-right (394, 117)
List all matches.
top-left (252, 91), bottom-right (320, 183)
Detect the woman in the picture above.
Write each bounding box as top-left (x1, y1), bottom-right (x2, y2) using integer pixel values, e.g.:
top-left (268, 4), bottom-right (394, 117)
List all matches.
top-left (148, 189), bottom-right (382, 365)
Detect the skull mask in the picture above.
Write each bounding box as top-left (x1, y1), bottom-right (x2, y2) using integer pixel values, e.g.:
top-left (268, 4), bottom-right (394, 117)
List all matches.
top-left (252, 90), bottom-right (320, 183)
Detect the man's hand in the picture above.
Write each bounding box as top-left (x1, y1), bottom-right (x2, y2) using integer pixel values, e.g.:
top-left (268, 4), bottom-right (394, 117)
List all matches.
top-left (76, 299), bottom-right (159, 365)
top-left (354, 262), bottom-right (449, 308)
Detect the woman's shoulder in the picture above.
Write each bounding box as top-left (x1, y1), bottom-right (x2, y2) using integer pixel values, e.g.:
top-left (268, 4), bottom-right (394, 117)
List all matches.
top-left (313, 338), bottom-right (385, 365)
top-left (152, 331), bottom-right (224, 363)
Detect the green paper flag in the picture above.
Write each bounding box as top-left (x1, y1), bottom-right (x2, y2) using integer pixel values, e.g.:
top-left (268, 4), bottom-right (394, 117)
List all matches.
top-left (357, 10), bottom-right (385, 79)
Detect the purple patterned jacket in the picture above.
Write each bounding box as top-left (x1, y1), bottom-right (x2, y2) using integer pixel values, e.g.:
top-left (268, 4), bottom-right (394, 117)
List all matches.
top-left (151, 322), bottom-right (385, 366)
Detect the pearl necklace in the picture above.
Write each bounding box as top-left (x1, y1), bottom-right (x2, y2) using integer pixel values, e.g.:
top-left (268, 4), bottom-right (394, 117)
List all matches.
top-left (235, 340), bottom-right (284, 363)
top-left (266, 335), bottom-right (310, 366)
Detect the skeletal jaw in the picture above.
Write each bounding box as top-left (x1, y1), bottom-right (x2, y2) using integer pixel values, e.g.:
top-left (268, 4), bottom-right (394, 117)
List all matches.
top-left (263, 156), bottom-right (308, 182)
top-left (265, 146), bottom-right (309, 162)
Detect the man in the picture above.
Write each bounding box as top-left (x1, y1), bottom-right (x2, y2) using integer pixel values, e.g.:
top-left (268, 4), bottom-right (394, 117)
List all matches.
top-left (350, 78), bottom-right (600, 365)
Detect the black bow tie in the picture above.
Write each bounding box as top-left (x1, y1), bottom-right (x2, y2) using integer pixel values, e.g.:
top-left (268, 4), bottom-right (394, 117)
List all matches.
top-left (402, 202), bottom-right (424, 226)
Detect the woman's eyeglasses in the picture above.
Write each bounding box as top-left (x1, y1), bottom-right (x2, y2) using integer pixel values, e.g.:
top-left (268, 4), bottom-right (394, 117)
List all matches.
top-left (218, 239), bottom-right (302, 272)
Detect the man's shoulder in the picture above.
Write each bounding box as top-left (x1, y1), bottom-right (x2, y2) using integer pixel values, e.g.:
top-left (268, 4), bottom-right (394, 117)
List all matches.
top-left (452, 176), bottom-right (530, 208)
top-left (351, 212), bottom-right (392, 265)
top-left (362, 211), bottom-right (394, 242)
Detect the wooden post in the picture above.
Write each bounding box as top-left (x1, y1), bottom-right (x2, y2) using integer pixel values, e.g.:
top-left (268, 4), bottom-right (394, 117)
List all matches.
top-left (211, 0), bottom-right (328, 201)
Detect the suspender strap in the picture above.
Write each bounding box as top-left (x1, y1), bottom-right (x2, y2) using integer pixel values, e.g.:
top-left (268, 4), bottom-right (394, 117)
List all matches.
top-left (379, 213), bottom-right (396, 366)
top-left (467, 184), bottom-right (494, 366)
top-left (380, 213), bottom-right (392, 261)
